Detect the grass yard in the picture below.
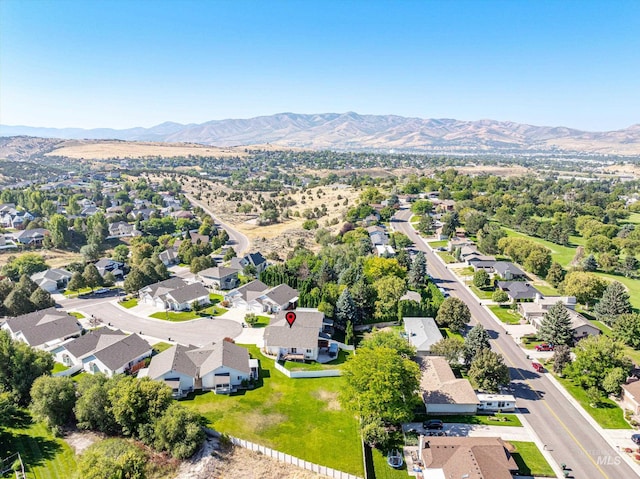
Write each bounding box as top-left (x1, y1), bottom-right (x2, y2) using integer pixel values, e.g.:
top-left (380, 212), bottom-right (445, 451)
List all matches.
top-left (67, 311), bottom-right (84, 319)
top-left (152, 341), bottom-right (173, 353)
top-left (149, 304), bottom-right (228, 321)
top-left (371, 448), bottom-right (409, 479)
top-left (468, 284), bottom-right (494, 300)
top-left (530, 283), bottom-right (559, 296)
top-left (119, 298), bottom-right (138, 309)
top-left (508, 441), bottom-right (555, 477)
top-left (63, 287), bottom-right (93, 297)
top-left (0, 418), bottom-right (77, 479)
top-left (181, 345), bottom-right (364, 476)
top-left (51, 363), bottom-right (69, 374)
top-left (553, 374), bottom-right (631, 429)
top-left (283, 349), bottom-right (351, 371)
top-left (247, 315), bottom-right (271, 328)
top-left (429, 240), bottom-right (448, 248)
top-left (418, 413), bottom-right (522, 427)
top-left (437, 251), bottom-right (457, 264)
top-left (488, 305), bottom-right (523, 325)
top-left (209, 293), bottom-right (224, 303)
top-left (440, 328), bottom-right (464, 342)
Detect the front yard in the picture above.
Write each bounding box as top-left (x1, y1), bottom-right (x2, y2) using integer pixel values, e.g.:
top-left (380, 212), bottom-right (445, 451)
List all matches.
top-left (468, 284), bottom-right (494, 300)
top-left (149, 304), bottom-right (228, 321)
top-left (119, 298), bottom-right (138, 309)
top-left (181, 345), bottom-right (364, 476)
top-left (508, 441), bottom-right (555, 477)
top-left (488, 305), bottom-right (523, 325)
top-left (416, 413), bottom-right (522, 427)
top-left (437, 251), bottom-right (457, 263)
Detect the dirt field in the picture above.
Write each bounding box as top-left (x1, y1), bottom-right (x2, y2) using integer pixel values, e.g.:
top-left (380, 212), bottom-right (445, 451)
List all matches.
top-left (0, 249), bottom-right (83, 269)
top-left (44, 140), bottom-right (301, 160)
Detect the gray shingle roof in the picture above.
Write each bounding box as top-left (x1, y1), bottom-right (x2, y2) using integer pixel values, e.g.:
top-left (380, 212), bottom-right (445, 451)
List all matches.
top-left (497, 281), bottom-right (539, 300)
top-left (142, 277), bottom-right (188, 297)
top-left (200, 341), bottom-right (250, 376)
top-left (199, 266), bottom-right (240, 279)
top-left (404, 317), bottom-right (443, 353)
top-left (228, 280), bottom-right (269, 301)
top-left (93, 333), bottom-right (152, 370)
top-left (262, 284), bottom-right (299, 306)
top-left (166, 282), bottom-right (209, 304)
top-left (4, 308), bottom-right (81, 347)
top-left (272, 309), bottom-right (324, 330)
top-left (30, 268), bottom-right (72, 283)
top-left (493, 261), bottom-right (526, 277)
top-left (64, 328), bottom-right (125, 358)
top-left (264, 325), bottom-right (319, 350)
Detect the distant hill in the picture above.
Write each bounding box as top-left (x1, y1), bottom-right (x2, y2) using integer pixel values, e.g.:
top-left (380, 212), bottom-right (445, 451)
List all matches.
top-left (2, 112), bottom-right (640, 155)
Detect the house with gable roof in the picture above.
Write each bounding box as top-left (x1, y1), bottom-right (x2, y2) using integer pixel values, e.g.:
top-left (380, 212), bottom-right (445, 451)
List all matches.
top-left (139, 277), bottom-right (210, 311)
top-left (418, 356), bottom-right (479, 415)
top-left (263, 308), bottom-right (329, 361)
top-left (223, 280), bottom-right (269, 310)
top-left (250, 283), bottom-right (299, 313)
top-left (30, 268), bottom-right (73, 293)
top-left (197, 266), bottom-right (241, 290)
top-left (1, 308), bottom-right (82, 350)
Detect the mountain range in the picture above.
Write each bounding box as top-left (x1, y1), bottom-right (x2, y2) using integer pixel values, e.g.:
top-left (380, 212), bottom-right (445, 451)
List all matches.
top-left (2, 112), bottom-right (640, 155)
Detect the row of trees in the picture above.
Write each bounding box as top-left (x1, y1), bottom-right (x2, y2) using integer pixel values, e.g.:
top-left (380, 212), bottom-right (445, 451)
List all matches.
top-left (0, 274), bottom-right (55, 317)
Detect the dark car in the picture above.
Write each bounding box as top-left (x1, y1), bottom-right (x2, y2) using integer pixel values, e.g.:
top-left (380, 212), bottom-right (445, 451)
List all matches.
top-left (423, 419), bottom-right (444, 430)
top-left (632, 434), bottom-right (640, 445)
top-left (535, 343), bottom-right (554, 352)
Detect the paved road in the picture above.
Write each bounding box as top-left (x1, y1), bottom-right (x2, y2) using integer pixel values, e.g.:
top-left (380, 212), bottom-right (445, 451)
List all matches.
top-left (60, 296), bottom-right (242, 347)
top-left (184, 193), bottom-right (250, 256)
top-left (394, 208), bottom-right (638, 479)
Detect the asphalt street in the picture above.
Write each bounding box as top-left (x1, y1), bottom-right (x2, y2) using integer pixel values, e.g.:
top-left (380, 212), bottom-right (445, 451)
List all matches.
top-left (394, 208), bottom-right (638, 479)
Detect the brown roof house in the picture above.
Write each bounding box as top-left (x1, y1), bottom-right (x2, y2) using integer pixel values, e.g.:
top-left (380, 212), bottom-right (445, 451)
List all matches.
top-left (519, 295), bottom-right (600, 341)
top-left (418, 356), bottom-right (479, 415)
top-left (143, 341), bottom-right (258, 396)
top-left (419, 436), bottom-right (518, 479)
top-left (1, 307), bottom-right (82, 350)
top-left (51, 328), bottom-right (152, 377)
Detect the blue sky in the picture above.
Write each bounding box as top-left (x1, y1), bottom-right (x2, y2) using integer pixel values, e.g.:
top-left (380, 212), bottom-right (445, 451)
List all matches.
top-left (1, 0), bottom-right (638, 130)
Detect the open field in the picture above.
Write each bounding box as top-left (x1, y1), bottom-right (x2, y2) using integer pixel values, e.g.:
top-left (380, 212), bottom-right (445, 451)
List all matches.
top-left (507, 441), bottom-right (555, 477)
top-left (182, 345), bottom-right (364, 476)
top-left (0, 249), bottom-right (83, 270)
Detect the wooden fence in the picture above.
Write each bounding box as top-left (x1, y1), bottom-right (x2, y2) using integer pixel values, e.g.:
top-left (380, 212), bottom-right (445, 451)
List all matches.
top-left (229, 436), bottom-right (363, 479)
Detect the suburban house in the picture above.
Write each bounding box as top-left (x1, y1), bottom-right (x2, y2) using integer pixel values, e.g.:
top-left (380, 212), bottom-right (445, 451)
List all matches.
top-left (621, 379), bottom-right (640, 416)
top-left (263, 309), bottom-right (328, 361)
top-left (187, 231), bottom-right (209, 245)
top-left (94, 258), bottom-right (125, 279)
top-left (0, 234), bottom-right (17, 250)
top-left (418, 356), bottom-right (479, 415)
top-left (140, 277), bottom-right (210, 311)
top-left (158, 247), bottom-right (179, 266)
top-left (143, 341), bottom-right (258, 396)
top-left (492, 261), bottom-right (527, 280)
top-left (247, 284), bottom-right (299, 313)
top-left (519, 297), bottom-right (601, 340)
top-left (51, 328), bottom-right (152, 377)
top-left (496, 281), bottom-right (541, 301)
top-left (403, 317), bottom-right (443, 356)
top-left (197, 266), bottom-right (241, 290)
top-left (107, 221), bottom-right (142, 238)
top-left (1, 308), bottom-right (82, 350)
top-left (30, 268), bottom-right (73, 293)
top-left (224, 279), bottom-right (269, 309)
top-left (230, 251), bottom-right (269, 274)
top-left (12, 228), bottom-right (49, 246)
top-left (477, 393), bottom-right (517, 413)
top-left (418, 436), bottom-right (518, 479)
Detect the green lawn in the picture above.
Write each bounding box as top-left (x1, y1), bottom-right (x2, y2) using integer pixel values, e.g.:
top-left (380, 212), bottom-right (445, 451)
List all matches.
top-left (283, 350), bottom-right (351, 371)
top-left (63, 287), bottom-right (93, 297)
top-left (584, 319), bottom-right (640, 364)
top-left (488, 305), bottom-right (523, 325)
top-left (67, 311), bottom-right (84, 319)
top-left (418, 413), bottom-right (522, 427)
top-left (51, 363), bottom-right (69, 374)
top-left (409, 214), bottom-right (421, 224)
top-left (0, 419), bottom-right (77, 479)
top-left (437, 251), bottom-right (457, 264)
top-left (468, 284), bottom-right (494, 300)
top-left (152, 341), bottom-right (173, 353)
top-left (371, 448), bottom-right (409, 479)
top-left (209, 293), bottom-right (224, 303)
top-left (531, 283), bottom-right (560, 296)
top-left (508, 441), bottom-right (555, 477)
top-left (553, 374), bottom-right (631, 429)
top-left (429, 240), bottom-right (448, 248)
top-left (440, 328), bottom-right (464, 341)
top-left (149, 304), bottom-right (228, 321)
top-left (181, 345), bottom-right (364, 476)
top-left (119, 298), bottom-right (138, 309)
top-left (248, 315), bottom-right (271, 328)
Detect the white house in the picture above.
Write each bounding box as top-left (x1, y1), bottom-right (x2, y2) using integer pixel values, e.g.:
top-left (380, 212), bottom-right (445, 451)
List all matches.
top-left (404, 317), bottom-right (443, 356)
top-left (418, 356), bottom-right (479, 415)
top-left (51, 328), bottom-right (152, 377)
top-left (230, 252), bottom-right (269, 274)
top-left (476, 393), bottom-right (517, 413)
top-left (144, 341), bottom-right (258, 396)
top-left (223, 280), bottom-right (269, 310)
top-left (250, 284), bottom-right (299, 313)
top-left (139, 277), bottom-right (210, 311)
top-left (263, 309), bottom-right (326, 361)
top-left (1, 308), bottom-right (82, 350)
top-left (30, 268), bottom-right (73, 293)
top-left (197, 266), bottom-right (240, 290)
top-left (519, 296), bottom-right (600, 340)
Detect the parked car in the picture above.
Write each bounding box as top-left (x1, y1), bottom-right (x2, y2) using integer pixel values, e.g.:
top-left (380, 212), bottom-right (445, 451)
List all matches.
top-left (535, 343), bottom-right (554, 352)
top-left (632, 434), bottom-right (640, 445)
top-left (423, 419), bottom-right (444, 430)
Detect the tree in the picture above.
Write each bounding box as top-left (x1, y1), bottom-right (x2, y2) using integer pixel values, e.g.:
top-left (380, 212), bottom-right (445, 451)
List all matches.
top-left (408, 252), bottom-right (427, 290)
top-left (67, 271), bottom-right (85, 292)
top-left (463, 324), bottom-right (491, 365)
top-left (492, 289), bottom-right (509, 304)
top-left (417, 214), bottom-right (434, 235)
top-left (360, 330), bottom-right (416, 357)
top-left (468, 349), bottom-right (510, 393)
top-left (582, 254), bottom-right (598, 272)
top-left (112, 245), bottom-right (130, 264)
top-left (0, 392), bottom-right (16, 431)
top-left (75, 375), bottom-right (118, 434)
top-left (560, 271), bottom-right (607, 306)
top-left (80, 243), bottom-right (101, 262)
top-left (593, 281), bottom-right (632, 325)
top-left (552, 345), bottom-right (571, 375)
top-left (602, 367), bottom-right (627, 396)
top-left (545, 262), bottom-right (565, 287)
top-left (441, 211), bottom-right (460, 238)
top-left (86, 212), bottom-right (109, 245)
top-left (410, 200), bottom-right (433, 215)
top-left (339, 346), bottom-right (420, 424)
top-left (431, 337), bottom-right (464, 366)
top-left (335, 288), bottom-right (356, 331)
top-left (473, 270), bottom-right (489, 288)
top-left (345, 320), bottom-right (354, 346)
top-left (620, 255), bottom-right (639, 277)
top-left (76, 438), bottom-right (147, 479)
top-left (3, 288), bottom-right (35, 316)
top-left (436, 297), bottom-right (470, 334)
top-left (152, 403), bottom-right (205, 459)
top-left (223, 248), bottom-right (236, 261)
top-left (361, 416), bottom-right (390, 449)
top-left (83, 263), bottom-right (103, 291)
top-left (190, 255), bottom-right (215, 274)
top-left (373, 276), bottom-right (407, 321)
top-left (538, 302), bottom-right (573, 346)
top-left (612, 313), bottom-right (640, 348)
top-left (124, 268), bottom-right (146, 294)
top-left (1, 253), bottom-right (48, 280)
top-left (29, 376), bottom-right (76, 430)
top-left (30, 287), bottom-right (55, 310)
top-left (47, 214), bottom-right (70, 248)
top-left (565, 335), bottom-right (632, 392)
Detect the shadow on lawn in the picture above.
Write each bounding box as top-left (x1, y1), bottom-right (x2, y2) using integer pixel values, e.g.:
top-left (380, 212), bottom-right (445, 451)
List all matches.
top-left (0, 416), bottom-right (63, 472)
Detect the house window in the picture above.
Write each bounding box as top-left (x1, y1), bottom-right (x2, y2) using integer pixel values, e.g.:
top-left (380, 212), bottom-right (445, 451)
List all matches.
top-left (306, 349), bottom-right (312, 354)
top-left (291, 348), bottom-right (297, 353)
top-left (237, 376), bottom-right (241, 380)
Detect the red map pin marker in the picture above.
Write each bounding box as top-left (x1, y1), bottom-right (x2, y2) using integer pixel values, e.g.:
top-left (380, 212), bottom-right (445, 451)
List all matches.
top-left (285, 311), bottom-right (297, 328)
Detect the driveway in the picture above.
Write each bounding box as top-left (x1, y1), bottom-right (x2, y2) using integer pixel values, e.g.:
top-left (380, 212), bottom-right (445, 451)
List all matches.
top-left (67, 301), bottom-right (242, 347)
top-left (402, 422), bottom-right (531, 441)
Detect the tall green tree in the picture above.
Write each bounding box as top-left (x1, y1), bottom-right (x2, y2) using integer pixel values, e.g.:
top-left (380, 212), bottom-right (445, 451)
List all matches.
top-left (538, 302), bottom-right (573, 346)
top-left (408, 251), bottom-right (427, 289)
top-left (335, 287), bottom-right (357, 330)
top-left (473, 269), bottom-right (489, 288)
top-left (611, 313), bottom-right (640, 348)
top-left (76, 439), bottom-right (147, 479)
top-left (593, 281), bottom-right (632, 325)
top-left (151, 403), bottom-right (205, 459)
top-left (360, 330), bottom-right (416, 357)
top-left (47, 214), bottom-right (71, 248)
top-left (29, 376), bottom-right (76, 430)
top-left (468, 349), bottom-right (510, 393)
top-left (545, 262), bottom-right (565, 287)
top-left (431, 337), bottom-right (464, 366)
top-left (560, 271), bottom-right (607, 306)
top-left (552, 345), bottom-right (571, 375)
top-left (83, 263), bottom-right (104, 291)
top-left (373, 276), bottom-right (406, 321)
top-left (463, 324), bottom-right (491, 365)
top-left (3, 288), bottom-right (35, 316)
top-left (30, 287), bottom-right (55, 310)
top-left (436, 297), bottom-right (470, 334)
